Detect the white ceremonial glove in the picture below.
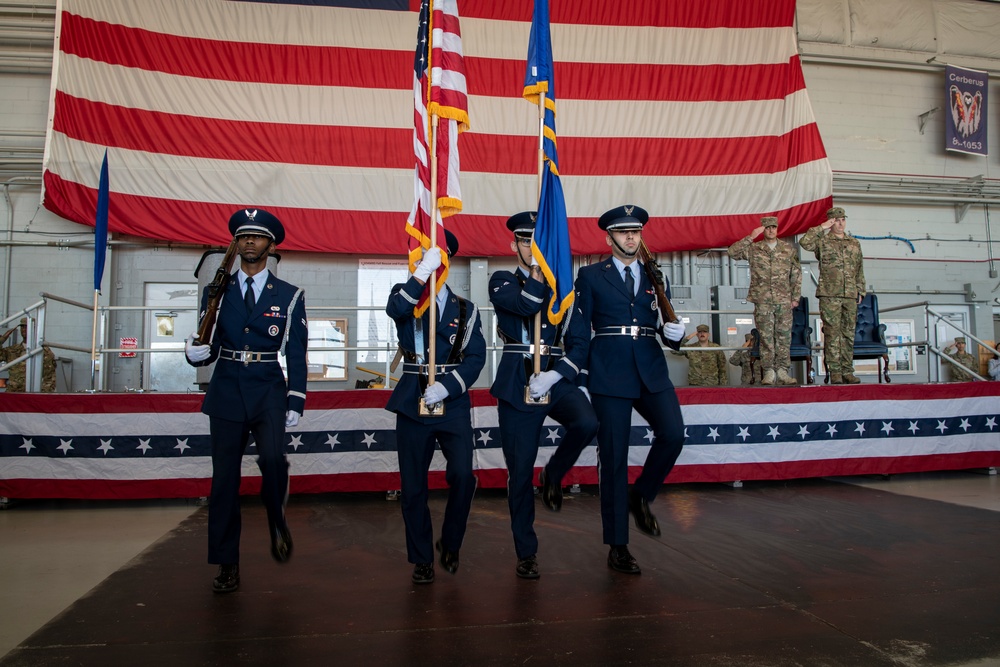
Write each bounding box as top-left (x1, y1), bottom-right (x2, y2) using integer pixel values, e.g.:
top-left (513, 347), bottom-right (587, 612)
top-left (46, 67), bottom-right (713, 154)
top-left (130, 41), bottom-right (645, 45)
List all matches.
top-left (579, 386), bottom-right (591, 402)
top-left (185, 332), bottom-right (211, 362)
top-left (285, 410), bottom-right (300, 428)
top-left (528, 370), bottom-right (562, 399)
top-left (423, 381), bottom-right (449, 406)
top-left (413, 247), bottom-right (443, 283)
top-left (662, 321), bottom-right (686, 342)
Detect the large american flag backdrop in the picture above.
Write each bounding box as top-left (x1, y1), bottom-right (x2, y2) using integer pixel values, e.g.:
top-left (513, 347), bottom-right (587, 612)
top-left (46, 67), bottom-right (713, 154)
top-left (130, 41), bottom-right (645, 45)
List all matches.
top-left (2, 385), bottom-right (998, 500)
top-left (42, 0), bottom-right (831, 255)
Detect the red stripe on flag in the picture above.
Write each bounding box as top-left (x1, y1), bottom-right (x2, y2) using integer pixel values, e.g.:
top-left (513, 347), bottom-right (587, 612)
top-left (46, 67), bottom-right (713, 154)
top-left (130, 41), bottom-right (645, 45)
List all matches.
top-left (461, 1), bottom-right (795, 28)
top-left (43, 171), bottom-right (829, 255)
top-left (54, 94), bottom-right (825, 176)
top-left (60, 14), bottom-right (804, 103)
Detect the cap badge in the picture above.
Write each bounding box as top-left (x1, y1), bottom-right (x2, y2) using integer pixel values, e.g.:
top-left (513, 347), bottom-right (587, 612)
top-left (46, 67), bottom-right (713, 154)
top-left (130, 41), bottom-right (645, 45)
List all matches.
top-left (245, 209), bottom-right (257, 221)
top-left (624, 205), bottom-right (634, 216)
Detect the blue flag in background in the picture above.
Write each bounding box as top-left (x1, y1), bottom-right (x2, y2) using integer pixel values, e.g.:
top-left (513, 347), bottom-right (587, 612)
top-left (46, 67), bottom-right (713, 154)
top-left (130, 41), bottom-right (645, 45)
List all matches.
top-left (523, 0), bottom-right (573, 324)
top-left (93, 150), bottom-right (109, 293)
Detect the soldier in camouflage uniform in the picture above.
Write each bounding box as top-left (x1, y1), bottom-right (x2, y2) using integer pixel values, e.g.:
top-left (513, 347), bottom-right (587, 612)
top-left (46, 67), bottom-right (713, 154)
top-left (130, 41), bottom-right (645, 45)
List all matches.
top-left (1, 318), bottom-right (57, 392)
top-left (729, 333), bottom-right (762, 385)
top-left (943, 337), bottom-right (978, 382)
top-left (799, 207), bottom-right (866, 385)
top-left (727, 216), bottom-right (801, 386)
top-left (671, 324), bottom-right (727, 386)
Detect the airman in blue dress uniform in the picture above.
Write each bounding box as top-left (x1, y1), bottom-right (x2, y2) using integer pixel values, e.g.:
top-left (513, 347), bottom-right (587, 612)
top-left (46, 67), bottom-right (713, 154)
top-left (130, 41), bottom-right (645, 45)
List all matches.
top-left (385, 230), bottom-right (486, 584)
top-left (489, 211), bottom-right (598, 579)
top-left (185, 208), bottom-right (308, 593)
top-left (572, 205), bottom-right (687, 574)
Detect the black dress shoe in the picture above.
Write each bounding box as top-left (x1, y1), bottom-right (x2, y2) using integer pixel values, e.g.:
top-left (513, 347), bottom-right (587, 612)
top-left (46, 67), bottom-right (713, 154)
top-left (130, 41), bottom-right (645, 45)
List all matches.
top-left (515, 555), bottom-right (540, 579)
top-left (412, 563), bottom-right (435, 584)
top-left (212, 564), bottom-right (240, 593)
top-left (436, 539), bottom-right (459, 574)
top-left (628, 488), bottom-right (661, 537)
top-left (607, 546), bottom-right (641, 575)
top-left (270, 523), bottom-right (293, 563)
top-left (539, 467), bottom-right (562, 512)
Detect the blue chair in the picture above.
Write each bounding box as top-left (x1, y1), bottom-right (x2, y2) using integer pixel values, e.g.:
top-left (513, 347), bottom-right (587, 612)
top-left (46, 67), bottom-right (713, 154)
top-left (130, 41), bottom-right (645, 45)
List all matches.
top-left (749, 297), bottom-right (814, 384)
top-left (822, 293), bottom-right (890, 383)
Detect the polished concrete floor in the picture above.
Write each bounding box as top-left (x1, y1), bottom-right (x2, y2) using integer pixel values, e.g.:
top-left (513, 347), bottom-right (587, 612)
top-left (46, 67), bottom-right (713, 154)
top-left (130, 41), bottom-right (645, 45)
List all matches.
top-left (1, 470), bottom-right (999, 666)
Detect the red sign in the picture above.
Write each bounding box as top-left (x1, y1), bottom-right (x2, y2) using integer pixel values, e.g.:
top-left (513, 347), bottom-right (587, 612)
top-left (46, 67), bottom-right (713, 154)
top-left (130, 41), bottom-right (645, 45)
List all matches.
top-left (119, 337), bottom-right (137, 358)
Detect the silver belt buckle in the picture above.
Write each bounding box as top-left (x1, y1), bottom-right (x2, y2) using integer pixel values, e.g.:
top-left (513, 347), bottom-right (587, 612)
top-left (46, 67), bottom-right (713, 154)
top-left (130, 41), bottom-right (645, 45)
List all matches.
top-left (240, 351), bottom-right (252, 364)
top-left (628, 325), bottom-right (639, 339)
top-left (529, 344), bottom-right (550, 355)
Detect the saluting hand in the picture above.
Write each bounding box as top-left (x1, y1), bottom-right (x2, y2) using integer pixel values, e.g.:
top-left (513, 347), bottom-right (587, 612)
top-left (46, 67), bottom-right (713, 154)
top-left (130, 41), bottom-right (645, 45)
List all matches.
top-left (750, 226), bottom-right (765, 240)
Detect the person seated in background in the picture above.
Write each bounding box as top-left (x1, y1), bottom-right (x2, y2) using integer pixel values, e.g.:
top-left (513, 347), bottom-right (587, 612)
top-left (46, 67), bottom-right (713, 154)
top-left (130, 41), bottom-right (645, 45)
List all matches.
top-left (729, 333), bottom-right (762, 385)
top-left (1, 317), bottom-right (57, 393)
top-left (989, 342), bottom-right (1000, 381)
top-left (942, 337), bottom-right (978, 382)
top-left (671, 324), bottom-right (727, 386)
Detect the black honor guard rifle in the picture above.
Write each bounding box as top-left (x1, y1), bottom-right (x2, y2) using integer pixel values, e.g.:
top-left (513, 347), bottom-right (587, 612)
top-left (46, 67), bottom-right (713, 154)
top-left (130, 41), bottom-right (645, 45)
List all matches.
top-left (194, 238), bottom-right (239, 346)
top-left (637, 239), bottom-right (679, 325)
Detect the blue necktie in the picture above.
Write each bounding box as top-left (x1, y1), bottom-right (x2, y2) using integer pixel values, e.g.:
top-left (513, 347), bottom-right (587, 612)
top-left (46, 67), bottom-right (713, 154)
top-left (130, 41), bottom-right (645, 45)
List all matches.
top-left (624, 265), bottom-right (635, 298)
top-left (244, 276), bottom-right (256, 314)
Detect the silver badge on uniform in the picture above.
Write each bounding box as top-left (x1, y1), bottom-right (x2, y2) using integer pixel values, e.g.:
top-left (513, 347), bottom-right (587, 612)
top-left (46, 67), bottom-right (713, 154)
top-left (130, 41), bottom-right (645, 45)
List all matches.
top-left (449, 334), bottom-right (456, 344)
top-left (268, 325), bottom-right (280, 337)
top-left (651, 300), bottom-right (657, 310)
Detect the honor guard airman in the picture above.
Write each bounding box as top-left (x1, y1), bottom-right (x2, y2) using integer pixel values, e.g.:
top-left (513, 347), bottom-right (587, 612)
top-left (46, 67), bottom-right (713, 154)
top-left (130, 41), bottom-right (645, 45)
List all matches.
top-left (185, 208), bottom-right (308, 593)
top-left (489, 211), bottom-right (597, 579)
top-left (385, 230), bottom-right (486, 584)
top-left (571, 205), bottom-right (687, 575)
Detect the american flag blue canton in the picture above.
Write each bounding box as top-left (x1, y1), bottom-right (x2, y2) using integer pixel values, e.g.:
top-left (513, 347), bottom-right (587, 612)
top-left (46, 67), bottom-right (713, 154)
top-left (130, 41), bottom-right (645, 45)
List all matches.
top-left (2, 385), bottom-right (999, 499)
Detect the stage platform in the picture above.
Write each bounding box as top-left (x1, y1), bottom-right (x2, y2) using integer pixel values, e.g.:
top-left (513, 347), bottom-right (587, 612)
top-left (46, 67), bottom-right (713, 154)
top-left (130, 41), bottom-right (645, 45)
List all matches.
top-left (1, 383), bottom-right (999, 500)
top-left (2, 480), bottom-right (999, 666)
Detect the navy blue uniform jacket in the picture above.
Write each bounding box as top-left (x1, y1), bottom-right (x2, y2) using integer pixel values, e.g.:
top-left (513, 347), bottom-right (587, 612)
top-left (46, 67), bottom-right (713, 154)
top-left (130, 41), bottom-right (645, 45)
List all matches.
top-left (572, 259), bottom-right (681, 398)
top-left (190, 270), bottom-right (308, 419)
top-left (385, 278), bottom-right (486, 422)
top-left (488, 268), bottom-right (587, 408)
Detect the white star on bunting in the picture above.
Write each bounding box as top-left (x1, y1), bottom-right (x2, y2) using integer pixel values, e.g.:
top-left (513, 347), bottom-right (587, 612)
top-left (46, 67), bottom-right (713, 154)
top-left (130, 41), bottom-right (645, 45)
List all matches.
top-left (325, 434), bottom-right (340, 449)
top-left (137, 438), bottom-right (152, 454)
top-left (175, 438), bottom-right (190, 453)
top-left (19, 438), bottom-right (34, 453)
top-left (361, 433), bottom-right (377, 448)
top-left (477, 430), bottom-right (492, 446)
top-left (57, 439), bottom-right (73, 455)
top-left (288, 434), bottom-right (303, 451)
top-left (546, 428), bottom-right (561, 443)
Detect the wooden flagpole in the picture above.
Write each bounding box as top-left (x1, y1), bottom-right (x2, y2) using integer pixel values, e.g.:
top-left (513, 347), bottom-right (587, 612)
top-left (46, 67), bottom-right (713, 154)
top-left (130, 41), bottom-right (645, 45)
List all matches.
top-left (531, 92), bottom-right (545, 381)
top-left (428, 113), bottom-right (439, 388)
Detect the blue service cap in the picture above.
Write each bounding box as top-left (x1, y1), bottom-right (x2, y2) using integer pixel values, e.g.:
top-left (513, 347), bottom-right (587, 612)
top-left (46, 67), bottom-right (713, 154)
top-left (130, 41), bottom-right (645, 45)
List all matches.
top-left (228, 208), bottom-right (285, 246)
top-left (598, 204), bottom-right (648, 231)
top-left (506, 211), bottom-right (537, 236)
top-left (444, 229), bottom-right (459, 257)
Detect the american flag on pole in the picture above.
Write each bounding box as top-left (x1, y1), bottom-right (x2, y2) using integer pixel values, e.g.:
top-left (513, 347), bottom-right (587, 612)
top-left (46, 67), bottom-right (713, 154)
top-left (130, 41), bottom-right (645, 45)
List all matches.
top-left (43, 0), bottom-right (830, 256)
top-left (406, 0), bottom-right (469, 317)
top-left (524, 0), bottom-right (572, 325)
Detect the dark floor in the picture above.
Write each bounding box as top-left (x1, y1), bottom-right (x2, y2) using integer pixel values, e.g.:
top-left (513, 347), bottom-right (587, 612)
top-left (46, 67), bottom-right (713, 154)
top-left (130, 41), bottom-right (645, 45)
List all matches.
top-left (3, 479), bottom-right (999, 667)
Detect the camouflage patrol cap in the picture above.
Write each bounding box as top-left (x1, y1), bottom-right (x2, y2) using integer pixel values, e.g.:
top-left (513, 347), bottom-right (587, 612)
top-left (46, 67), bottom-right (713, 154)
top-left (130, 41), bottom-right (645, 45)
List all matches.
top-left (696, 324), bottom-right (709, 333)
top-left (827, 207), bottom-right (847, 219)
top-left (761, 216), bottom-right (778, 228)
top-left (744, 333), bottom-right (753, 341)
top-left (955, 337), bottom-right (966, 344)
